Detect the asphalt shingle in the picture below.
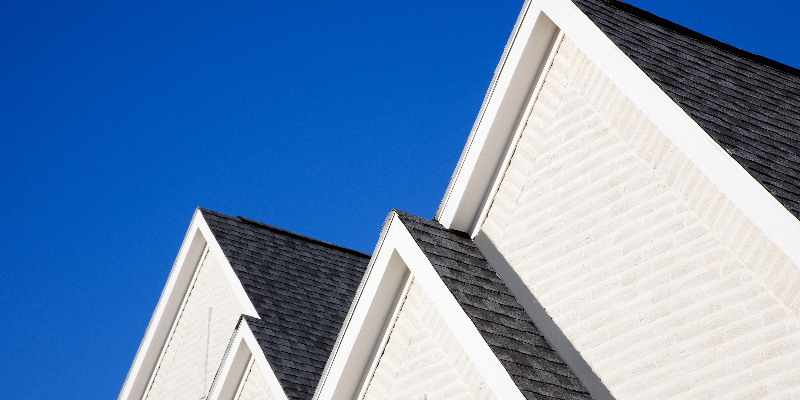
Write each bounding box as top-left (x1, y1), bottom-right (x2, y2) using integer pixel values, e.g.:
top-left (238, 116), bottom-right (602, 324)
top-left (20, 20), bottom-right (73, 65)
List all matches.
top-left (572, 0), bottom-right (800, 219)
top-left (200, 208), bottom-right (370, 400)
top-left (395, 210), bottom-right (592, 400)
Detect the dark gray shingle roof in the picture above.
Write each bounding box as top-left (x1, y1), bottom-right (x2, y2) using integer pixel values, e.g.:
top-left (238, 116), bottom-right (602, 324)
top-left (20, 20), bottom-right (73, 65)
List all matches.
top-left (572, 0), bottom-right (800, 219)
top-left (200, 208), bottom-right (370, 400)
top-left (395, 211), bottom-right (591, 400)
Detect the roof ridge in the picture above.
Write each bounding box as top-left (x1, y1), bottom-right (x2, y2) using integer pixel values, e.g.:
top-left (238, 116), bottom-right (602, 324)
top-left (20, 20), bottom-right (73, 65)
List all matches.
top-left (605, 0), bottom-right (800, 77)
top-left (198, 207), bottom-right (372, 258)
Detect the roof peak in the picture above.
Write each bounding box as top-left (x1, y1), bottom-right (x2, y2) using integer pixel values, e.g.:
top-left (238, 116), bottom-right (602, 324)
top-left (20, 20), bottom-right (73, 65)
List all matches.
top-left (601, 0), bottom-right (800, 77)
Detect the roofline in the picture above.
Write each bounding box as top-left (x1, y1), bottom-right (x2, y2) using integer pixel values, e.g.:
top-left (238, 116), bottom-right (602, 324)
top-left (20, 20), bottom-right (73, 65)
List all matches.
top-left (199, 208), bottom-right (372, 258)
top-left (118, 209), bottom-right (259, 400)
top-left (118, 210), bottom-right (208, 400)
top-left (435, 0), bottom-right (800, 267)
top-left (435, 0), bottom-right (560, 231)
top-left (435, 0), bottom-right (538, 223)
top-left (314, 211), bottom-right (526, 400)
top-left (608, 0), bottom-right (800, 77)
top-left (207, 316), bottom-right (290, 400)
top-left (473, 230), bottom-right (615, 399)
top-left (312, 210), bottom-right (398, 400)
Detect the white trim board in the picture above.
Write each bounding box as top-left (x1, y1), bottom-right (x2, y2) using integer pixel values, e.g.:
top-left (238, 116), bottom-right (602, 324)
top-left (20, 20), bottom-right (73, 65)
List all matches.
top-left (118, 209), bottom-right (260, 400)
top-left (436, 1), bottom-right (558, 233)
top-left (139, 244), bottom-right (210, 400)
top-left (354, 272), bottom-right (413, 400)
top-left (435, 0), bottom-right (538, 226)
top-left (207, 319), bottom-right (289, 400)
top-left (232, 357), bottom-right (255, 400)
top-left (314, 212), bottom-right (525, 400)
top-left (472, 30), bottom-right (565, 237)
top-left (435, 0), bottom-right (800, 268)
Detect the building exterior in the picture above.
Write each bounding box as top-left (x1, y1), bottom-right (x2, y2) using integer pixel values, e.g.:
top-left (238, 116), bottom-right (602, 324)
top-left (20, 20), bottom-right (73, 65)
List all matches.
top-left (119, 0), bottom-right (800, 399)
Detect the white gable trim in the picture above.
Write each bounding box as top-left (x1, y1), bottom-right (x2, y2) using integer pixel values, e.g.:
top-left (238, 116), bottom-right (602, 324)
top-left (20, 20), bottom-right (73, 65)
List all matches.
top-left (353, 274), bottom-right (413, 400)
top-left (472, 30), bottom-right (566, 236)
top-left (314, 212), bottom-right (525, 400)
top-left (138, 244), bottom-right (211, 399)
top-left (437, 0), bottom-right (800, 267)
top-left (436, 0), bottom-right (558, 233)
top-left (207, 320), bottom-right (290, 400)
top-left (118, 209), bottom-right (259, 400)
top-left (312, 215), bottom-right (410, 400)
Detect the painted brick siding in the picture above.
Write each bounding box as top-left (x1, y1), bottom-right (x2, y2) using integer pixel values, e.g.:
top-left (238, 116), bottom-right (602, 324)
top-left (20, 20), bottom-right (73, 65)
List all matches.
top-left (482, 36), bottom-right (800, 399)
top-left (235, 361), bottom-right (277, 400)
top-left (145, 251), bottom-right (246, 400)
top-left (363, 279), bottom-right (497, 400)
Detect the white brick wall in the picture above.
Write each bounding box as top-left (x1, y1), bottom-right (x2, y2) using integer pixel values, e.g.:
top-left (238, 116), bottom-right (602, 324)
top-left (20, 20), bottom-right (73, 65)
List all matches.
top-left (235, 361), bottom-right (277, 400)
top-left (482, 35), bottom-right (800, 399)
top-left (363, 279), bottom-right (497, 400)
top-left (145, 251), bottom-right (246, 400)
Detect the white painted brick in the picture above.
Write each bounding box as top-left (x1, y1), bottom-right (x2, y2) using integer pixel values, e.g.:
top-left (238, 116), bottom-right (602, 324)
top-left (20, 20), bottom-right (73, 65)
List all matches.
top-left (363, 279), bottom-right (496, 400)
top-left (481, 35), bottom-right (800, 399)
top-left (714, 369), bottom-right (754, 396)
top-left (729, 380), bottom-right (769, 400)
top-left (146, 252), bottom-right (246, 400)
top-left (765, 392), bottom-right (800, 400)
top-left (236, 362), bottom-right (277, 400)
top-left (635, 269), bottom-right (671, 294)
top-left (752, 356), bottom-right (792, 382)
top-left (767, 371), bottom-right (800, 395)
top-left (763, 334), bottom-right (800, 360)
top-left (681, 385), bottom-right (717, 400)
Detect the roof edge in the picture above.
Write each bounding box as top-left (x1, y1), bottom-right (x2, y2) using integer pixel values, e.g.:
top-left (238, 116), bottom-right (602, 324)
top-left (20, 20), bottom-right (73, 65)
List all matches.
top-left (435, 0), bottom-right (539, 223)
top-left (397, 211), bottom-right (595, 398)
top-left (118, 210), bottom-right (210, 400)
top-left (435, 5), bottom-right (562, 232)
top-left (207, 315), bottom-right (291, 400)
top-left (198, 207), bottom-right (372, 258)
top-left (606, 0), bottom-right (800, 76)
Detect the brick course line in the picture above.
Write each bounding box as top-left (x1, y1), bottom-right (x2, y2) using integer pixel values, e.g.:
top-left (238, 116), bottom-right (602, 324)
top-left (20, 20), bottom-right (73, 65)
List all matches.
top-left (235, 360), bottom-right (277, 400)
top-left (363, 279), bottom-right (496, 400)
top-left (482, 36), bottom-right (800, 399)
top-left (145, 252), bottom-right (245, 400)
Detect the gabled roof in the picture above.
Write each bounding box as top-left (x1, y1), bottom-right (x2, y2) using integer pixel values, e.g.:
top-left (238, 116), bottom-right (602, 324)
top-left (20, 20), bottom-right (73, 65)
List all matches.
top-left (199, 209), bottom-right (370, 400)
top-left (573, 0), bottom-right (800, 218)
top-left (395, 211), bottom-right (592, 400)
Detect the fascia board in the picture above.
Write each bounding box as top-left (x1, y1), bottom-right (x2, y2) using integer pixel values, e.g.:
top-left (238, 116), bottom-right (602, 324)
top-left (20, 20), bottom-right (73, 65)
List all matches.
top-left (118, 210), bottom-right (260, 400)
top-left (313, 214), bottom-right (399, 400)
top-left (471, 30), bottom-right (565, 238)
top-left (207, 327), bottom-right (248, 400)
top-left (436, 0), bottom-right (558, 232)
top-left (539, 0), bottom-right (800, 266)
top-left (439, 0), bottom-right (800, 266)
top-left (315, 212), bottom-right (525, 400)
top-left (118, 210), bottom-right (207, 400)
top-left (649, 97), bottom-right (800, 265)
top-left (354, 273), bottom-right (413, 400)
top-left (241, 326), bottom-right (291, 400)
top-left (207, 324), bottom-right (290, 400)
top-left (195, 214), bottom-right (260, 318)
top-left (539, 0), bottom-right (661, 113)
top-left (390, 215), bottom-right (526, 400)
top-left (436, 0), bottom-right (539, 225)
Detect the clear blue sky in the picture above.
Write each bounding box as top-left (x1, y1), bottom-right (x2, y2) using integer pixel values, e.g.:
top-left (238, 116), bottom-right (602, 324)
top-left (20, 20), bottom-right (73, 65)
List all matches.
top-left (1, 0), bottom-right (797, 398)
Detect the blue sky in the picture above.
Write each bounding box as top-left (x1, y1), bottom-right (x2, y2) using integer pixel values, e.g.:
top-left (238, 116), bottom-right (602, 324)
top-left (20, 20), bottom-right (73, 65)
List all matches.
top-left (1, 0), bottom-right (798, 398)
